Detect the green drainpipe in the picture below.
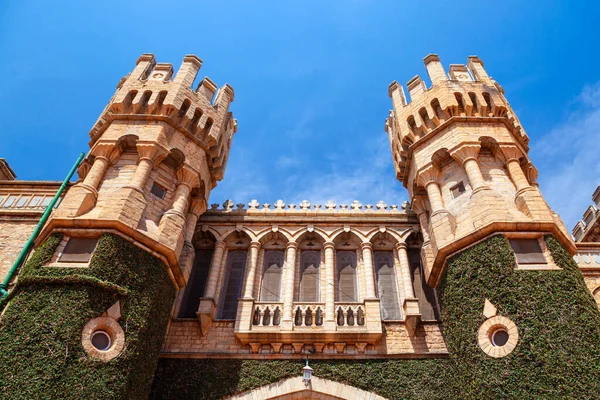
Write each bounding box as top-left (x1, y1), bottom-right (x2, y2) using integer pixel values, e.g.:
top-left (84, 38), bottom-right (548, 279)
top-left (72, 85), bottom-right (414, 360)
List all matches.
top-left (0, 152), bottom-right (85, 298)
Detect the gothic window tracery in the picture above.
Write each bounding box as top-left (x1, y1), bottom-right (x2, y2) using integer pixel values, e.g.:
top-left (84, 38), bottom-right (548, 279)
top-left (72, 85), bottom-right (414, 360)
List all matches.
top-left (218, 250), bottom-right (247, 319)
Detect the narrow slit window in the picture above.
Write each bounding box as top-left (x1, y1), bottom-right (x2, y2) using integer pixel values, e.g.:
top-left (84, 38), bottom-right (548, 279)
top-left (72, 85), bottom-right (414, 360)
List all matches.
top-left (150, 182), bottom-right (167, 199)
top-left (450, 182), bottom-right (466, 198)
top-left (509, 238), bottom-right (546, 265)
top-left (58, 237), bottom-right (99, 263)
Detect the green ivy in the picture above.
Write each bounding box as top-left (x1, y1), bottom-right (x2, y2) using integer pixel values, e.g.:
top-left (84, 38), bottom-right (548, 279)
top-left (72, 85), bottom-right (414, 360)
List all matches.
top-left (0, 233), bottom-right (175, 400)
top-left (150, 235), bottom-right (600, 399)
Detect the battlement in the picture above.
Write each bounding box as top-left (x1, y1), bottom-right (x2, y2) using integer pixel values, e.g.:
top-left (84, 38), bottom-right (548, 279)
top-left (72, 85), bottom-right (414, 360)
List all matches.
top-left (386, 54), bottom-right (529, 185)
top-left (204, 199), bottom-right (410, 214)
top-left (573, 185), bottom-right (600, 242)
top-left (90, 54), bottom-right (237, 182)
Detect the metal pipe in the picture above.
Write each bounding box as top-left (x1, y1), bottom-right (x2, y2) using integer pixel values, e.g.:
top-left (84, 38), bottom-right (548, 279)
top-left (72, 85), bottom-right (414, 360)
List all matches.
top-left (0, 152), bottom-right (85, 298)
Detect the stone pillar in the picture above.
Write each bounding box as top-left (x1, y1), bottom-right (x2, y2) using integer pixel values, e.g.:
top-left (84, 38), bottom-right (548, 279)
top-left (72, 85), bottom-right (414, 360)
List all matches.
top-left (396, 242), bottom-right (421, 335)
top-left (497, 145), bottom-right (530, 192)
top-left (179, 197), bottom-right (207, 281)
top-left (412, 196), bottom-right (430, 244)
top-left (204, 241), bottom-right (226, 299)
top-left (159, 164), bottom-right (200, 252)
top-left (281, 242), bottom-right (298, 330)
top-left (417, 165), bottom-right (445, 213)
top-left (56, 142), bottom-right (120, 218)
top-left (417, 164), bottom-right (456, 250)
top-left (242, 242), bottom-right (261, 299)
top-left (450, 143), bottom-right (488, 192)
top-left (497, 144), bottom-right (553, 221)
top-left (361, 242), bottom-right (376, 299)
top-left (198, 240), bottom-right (226, 335)
top-left (129, 143), bottom-right (168, 193)
top-left (323, 241), bottom-right (336, 329)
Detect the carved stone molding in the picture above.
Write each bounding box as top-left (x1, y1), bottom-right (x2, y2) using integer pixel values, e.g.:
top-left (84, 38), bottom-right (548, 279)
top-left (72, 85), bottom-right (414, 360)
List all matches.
top-left (416, 164), bottom-right (442, 187)
top-left (449, 143), bottom-right (481, 165)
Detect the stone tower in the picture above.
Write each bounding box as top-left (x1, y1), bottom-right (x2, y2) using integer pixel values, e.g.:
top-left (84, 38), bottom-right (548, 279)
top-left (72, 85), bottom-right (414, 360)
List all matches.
top-left (0, 54), bottom-right (237, 399)
top-left (41, 53), bottom-right (237, 286)
top-left (386, 54), bottom-right (575, 286)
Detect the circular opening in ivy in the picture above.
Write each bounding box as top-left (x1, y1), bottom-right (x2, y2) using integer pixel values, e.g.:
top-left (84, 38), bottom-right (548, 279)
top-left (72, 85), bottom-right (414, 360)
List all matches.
top-left (478, 315), bottom-right (519, 358)
top-left (490, 328), bottom-right (509, 347)
top-left (91, 330), bottom-right (112, 351)
top-left (82, 317), bottom-right (125, 361)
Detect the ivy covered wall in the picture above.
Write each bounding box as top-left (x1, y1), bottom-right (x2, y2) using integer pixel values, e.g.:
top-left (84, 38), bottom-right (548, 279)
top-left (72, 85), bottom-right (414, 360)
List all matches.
top-left (150, 235), bottom-right (600, 399)
top-left (0, 233), bottom-right (175, 400)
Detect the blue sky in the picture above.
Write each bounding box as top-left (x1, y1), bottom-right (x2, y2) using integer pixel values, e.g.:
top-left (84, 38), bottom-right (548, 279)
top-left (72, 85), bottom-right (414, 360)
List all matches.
top-left (1, 1), bottom-right (599, 229)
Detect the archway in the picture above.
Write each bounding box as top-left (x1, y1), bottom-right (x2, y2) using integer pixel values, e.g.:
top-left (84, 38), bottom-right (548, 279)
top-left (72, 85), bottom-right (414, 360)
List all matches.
top-left (227, 376), bottom-right (386, 400)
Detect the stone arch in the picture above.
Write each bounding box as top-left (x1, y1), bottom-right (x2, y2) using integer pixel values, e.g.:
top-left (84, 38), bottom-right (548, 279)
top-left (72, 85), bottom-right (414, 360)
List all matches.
top-left (330, 227), bottom-right (367, 243)
top-left (255, 226), bottom-right (293, 244)
top-left (292, 227), bottom-right (329, 243)
top-left (227, 376), bottom-right (386, 400)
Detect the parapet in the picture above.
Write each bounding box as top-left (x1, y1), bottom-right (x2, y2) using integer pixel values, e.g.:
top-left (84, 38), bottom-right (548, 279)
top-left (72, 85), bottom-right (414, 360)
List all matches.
top-left (205, 199), bottom-right (410, 214)
top-left (386, 54), bottom-right (529, 186)
top-left (89, 54), bottom-right (237, 182)
top-left (573, 185), bottom-right (600, 242)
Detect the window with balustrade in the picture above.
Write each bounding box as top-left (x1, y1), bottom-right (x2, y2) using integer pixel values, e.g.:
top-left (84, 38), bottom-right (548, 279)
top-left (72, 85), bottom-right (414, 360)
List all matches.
top-left (375, 251), bottom-right (402, 320)
top-left (299, 251), bottom-right (320, 302)
top-left (259, 251), bottom-right (284, 301)
top-left (336, 251), bottom-right (358, 302)
top-left (218, 250), bottom-right (247, 319)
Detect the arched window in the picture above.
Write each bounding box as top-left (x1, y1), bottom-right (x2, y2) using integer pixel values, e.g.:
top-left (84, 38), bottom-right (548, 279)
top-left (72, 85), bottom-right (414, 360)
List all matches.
top-left (178, 249), bottom-right (213, 318)
top-left (336, 251), bottom-right (357, 302)
top-left (218, 251), bottom-right (247, 319)
top-left (299, 251), bottom-right (320, 302)
top-left (259, 251), bottom-right (284, 301)
top-left (375, 251), bottom-right (402, 320)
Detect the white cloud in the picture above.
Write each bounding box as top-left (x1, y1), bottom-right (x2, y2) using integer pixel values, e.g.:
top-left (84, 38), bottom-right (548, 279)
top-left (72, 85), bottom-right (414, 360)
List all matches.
top-left (532, 82), bottom-right (600, 229)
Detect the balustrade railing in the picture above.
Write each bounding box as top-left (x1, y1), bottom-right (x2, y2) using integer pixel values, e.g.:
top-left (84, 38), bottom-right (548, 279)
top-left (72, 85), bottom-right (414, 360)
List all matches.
top-left (293, 303), bottom-right (325, 327)
top-left (335, 303), bottom-right (366, 327)
top-left (252, 302), bottom-right (283, 327)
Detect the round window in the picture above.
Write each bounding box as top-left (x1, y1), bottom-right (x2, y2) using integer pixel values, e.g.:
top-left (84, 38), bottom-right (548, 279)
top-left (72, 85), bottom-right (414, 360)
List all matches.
top-left (91, 330), bottom-right (112, 351)
top-left (491, 328), bottom-right (509, 347)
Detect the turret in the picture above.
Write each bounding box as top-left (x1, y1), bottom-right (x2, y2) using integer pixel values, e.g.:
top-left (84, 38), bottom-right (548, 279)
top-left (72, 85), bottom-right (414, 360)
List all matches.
top-left (40, 54), bottom-right (238, 287)
top-left (386, 54), bottom-right (574, 286)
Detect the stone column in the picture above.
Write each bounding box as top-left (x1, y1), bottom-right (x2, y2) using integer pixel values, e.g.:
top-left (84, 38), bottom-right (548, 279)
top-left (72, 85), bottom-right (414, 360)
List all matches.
top-left (323, 241), bottom-right (336, 329)
top-left (129, 143), bottom-right (168, 193)
top-left (198, 239), bottom-right (226, 335)
top-left (179, 197), bottom-right (207, 281)
top-left (450, 143), bottom-right (488, 192)
top-left (417, 165), bottom-right (445, 213)
top-left (242, 242), bottom-right (261, 299)
top-left (396, 243), bottom-right (415, 299)
top-left (361, 242), bottom-right (376, 299)
top-left (396, 242), bottom-right (421, 335)
top-left (55, 141), bottom-right (120, 218)
top-left (411, 195), bottom-right (430, 245)
top-left (159, 164), bottom-right (200, 252)
top-left (281, 242), bottom-right (298, 330)
top-left (204, 241), bottom-right (226, 300)
top-left (497, 145), bottom-right (530, 192)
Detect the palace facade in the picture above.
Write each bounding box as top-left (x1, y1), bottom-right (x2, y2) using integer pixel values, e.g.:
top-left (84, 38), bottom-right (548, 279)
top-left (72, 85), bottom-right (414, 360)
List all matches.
top-left (1, 54), bottom-right (599, 400)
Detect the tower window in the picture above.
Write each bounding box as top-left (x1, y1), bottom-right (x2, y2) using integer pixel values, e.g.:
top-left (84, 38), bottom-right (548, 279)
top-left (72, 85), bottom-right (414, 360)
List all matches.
top-left (150, 182), bottom-right (167, 199)
top-left (59, 237), bottom-right (99, 263)
top-left (450, 182), bottom-right (466, 198)
top-left (509, 238), bottom-right (546, 265)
